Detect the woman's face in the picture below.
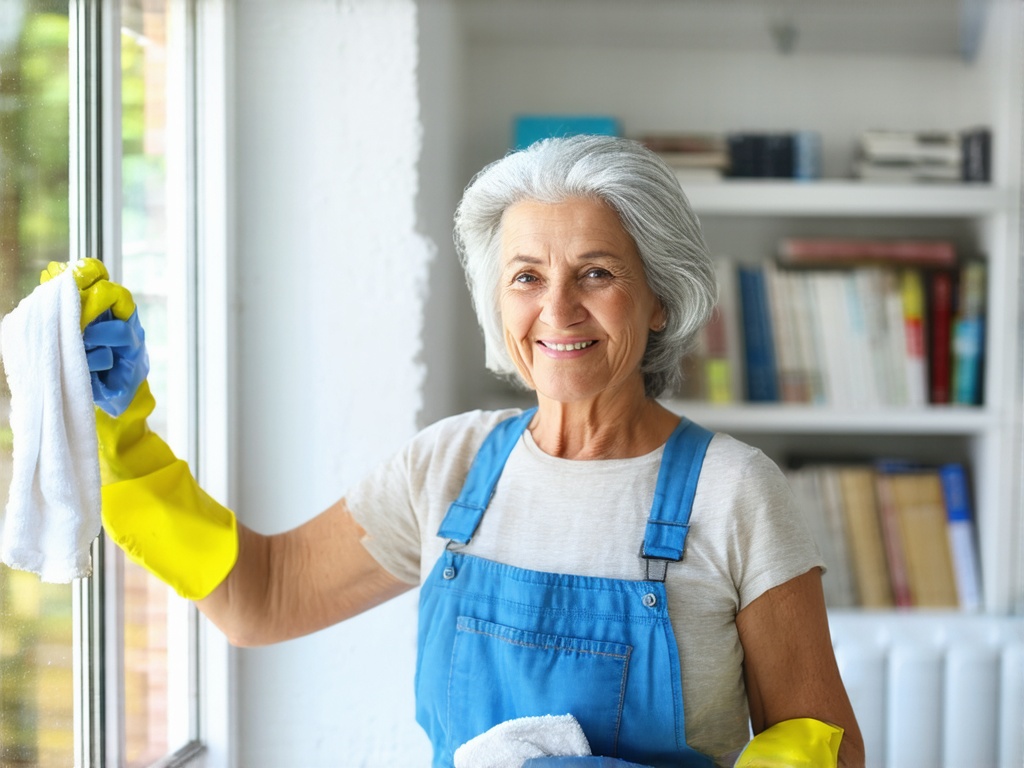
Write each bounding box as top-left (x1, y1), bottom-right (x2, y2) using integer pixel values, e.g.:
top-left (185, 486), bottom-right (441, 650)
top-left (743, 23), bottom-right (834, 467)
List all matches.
top-left (498, 197), bottom-right (665, 404)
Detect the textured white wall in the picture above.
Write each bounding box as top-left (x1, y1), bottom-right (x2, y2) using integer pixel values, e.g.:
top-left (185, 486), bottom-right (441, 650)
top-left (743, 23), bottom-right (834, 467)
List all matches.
top-left (233, 0), bottom-right (433, 764)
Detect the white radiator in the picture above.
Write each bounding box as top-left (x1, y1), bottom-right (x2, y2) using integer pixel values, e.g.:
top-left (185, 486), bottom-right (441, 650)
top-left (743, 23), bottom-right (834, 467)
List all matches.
top-left (829, 613), bottom-right (1024, 768)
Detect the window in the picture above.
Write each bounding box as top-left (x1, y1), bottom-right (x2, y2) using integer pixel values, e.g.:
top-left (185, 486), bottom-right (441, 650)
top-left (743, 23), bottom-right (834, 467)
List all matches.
top-left (120, 0), bottom-right (199, 763)
top-left (1, 0), bottom-right (223, 764)
top-left (0, 5), bottom-right (75, 766)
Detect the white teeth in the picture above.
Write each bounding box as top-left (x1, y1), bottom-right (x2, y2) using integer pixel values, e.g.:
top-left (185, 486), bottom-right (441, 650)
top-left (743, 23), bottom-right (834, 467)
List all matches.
top-left (544, 341), bottom-right (595, 351)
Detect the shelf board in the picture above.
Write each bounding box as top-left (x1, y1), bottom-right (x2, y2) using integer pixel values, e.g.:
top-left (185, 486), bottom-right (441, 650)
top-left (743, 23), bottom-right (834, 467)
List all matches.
top-left (663, 400), bottom-right (997, 435)
top-left (682, 180), bottom-right (1009, 218)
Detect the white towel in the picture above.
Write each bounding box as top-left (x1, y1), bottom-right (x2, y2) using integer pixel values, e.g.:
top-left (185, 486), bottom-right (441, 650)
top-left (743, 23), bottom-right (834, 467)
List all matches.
top-left (0, 268), bottom-right (101, 581)
top-left (454, 714), bottom-right (592, 768)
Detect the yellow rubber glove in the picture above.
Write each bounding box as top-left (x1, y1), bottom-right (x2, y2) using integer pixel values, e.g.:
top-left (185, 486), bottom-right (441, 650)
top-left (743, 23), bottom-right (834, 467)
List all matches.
top-left (734, 718), bottom-right (843, 768)
top-left (42, 258), bottom-right (238, 600)
top-left (41, 258), bottom-right (136, 330)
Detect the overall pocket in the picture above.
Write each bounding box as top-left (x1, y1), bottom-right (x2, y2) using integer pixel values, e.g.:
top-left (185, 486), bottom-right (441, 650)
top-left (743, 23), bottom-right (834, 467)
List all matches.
top-left (447, 616), bottom-right (632, 759)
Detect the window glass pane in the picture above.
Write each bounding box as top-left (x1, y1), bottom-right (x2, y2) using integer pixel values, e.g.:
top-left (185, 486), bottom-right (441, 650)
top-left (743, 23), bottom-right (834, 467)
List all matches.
top-left (121, 0), bottom-right (193, 762)
top-left (0, 4), bottom-right (74, 767)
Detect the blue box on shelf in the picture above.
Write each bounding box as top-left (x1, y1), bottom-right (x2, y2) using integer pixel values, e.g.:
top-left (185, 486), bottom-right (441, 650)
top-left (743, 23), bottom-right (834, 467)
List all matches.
top-left (513, 115), bottom-right (620, 150)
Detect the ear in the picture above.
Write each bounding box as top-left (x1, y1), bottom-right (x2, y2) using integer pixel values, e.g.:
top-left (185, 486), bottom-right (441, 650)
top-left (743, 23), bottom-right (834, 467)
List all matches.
top-left (649, 300), bottom-right (667, 333)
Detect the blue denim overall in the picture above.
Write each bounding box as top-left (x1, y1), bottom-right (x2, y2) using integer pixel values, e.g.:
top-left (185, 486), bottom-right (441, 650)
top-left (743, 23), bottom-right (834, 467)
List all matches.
top-left (415, 409), bottom-right (717, 768)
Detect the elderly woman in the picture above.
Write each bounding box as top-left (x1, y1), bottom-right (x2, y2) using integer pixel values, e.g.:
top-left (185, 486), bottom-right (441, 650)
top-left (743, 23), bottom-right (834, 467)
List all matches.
top-left (58, 136), bottom-right (862, 767)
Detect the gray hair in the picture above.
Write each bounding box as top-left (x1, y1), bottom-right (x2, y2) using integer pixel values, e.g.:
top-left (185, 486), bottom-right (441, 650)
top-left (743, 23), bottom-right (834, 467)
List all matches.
top-left (453, 134), bottom-right (717, 398)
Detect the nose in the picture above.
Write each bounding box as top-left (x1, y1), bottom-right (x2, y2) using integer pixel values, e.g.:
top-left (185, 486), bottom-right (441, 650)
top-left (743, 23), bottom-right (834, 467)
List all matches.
top-left (540, 277), bottom-right (586, 329)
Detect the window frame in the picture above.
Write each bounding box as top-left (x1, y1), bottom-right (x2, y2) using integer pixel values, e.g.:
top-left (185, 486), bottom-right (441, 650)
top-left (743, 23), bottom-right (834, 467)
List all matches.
top-left (69, 0), bottom-right (235, 765)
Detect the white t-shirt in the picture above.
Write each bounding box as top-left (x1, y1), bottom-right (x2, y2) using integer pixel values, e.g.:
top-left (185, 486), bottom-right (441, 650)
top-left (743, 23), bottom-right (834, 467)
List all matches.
top-left (346, 409), bottom-right (823, 765)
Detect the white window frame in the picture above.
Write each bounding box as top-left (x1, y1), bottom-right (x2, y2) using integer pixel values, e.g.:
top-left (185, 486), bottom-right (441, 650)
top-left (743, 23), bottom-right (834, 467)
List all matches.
top-left (69, 0), bottom-right (235, 765)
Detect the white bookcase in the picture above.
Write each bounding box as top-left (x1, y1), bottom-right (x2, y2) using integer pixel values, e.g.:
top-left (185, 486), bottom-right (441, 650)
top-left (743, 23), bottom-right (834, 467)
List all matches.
top-left (670, 179), bottom-right (1021, 614)
top-left (450, 0), bottom-right (1024, 616)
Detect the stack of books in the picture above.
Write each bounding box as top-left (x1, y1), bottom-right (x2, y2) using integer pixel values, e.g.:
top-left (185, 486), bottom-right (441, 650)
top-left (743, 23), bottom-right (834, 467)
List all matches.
top-left (725, 131), bottom-right (822, 180)
top-left (785, 460), bottom-right (983, 611)
top-left (678, 240), bottom-right (987, 407)
top-left (638, 133), bottom-right (730, 182)
top-left (854, 128), bottom-right (991, 183)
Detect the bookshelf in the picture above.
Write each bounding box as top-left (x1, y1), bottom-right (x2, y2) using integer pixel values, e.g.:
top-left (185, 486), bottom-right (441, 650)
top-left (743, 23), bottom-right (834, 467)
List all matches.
top-left (450, 0), bottom-right (1023, 617)
top-left (664, 171), bottom-right (1021, 614)
top-left (682, 181), bottom-right (1011, 218)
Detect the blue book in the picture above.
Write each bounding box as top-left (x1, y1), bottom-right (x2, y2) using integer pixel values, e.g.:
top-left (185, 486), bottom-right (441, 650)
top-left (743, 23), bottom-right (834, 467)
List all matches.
top-left (952, 260), bottom-right (986, 405)
top-left (738, 265), bottom-right (779, 401)
top-left (938, 463), bottom-right (983, 610)
top-left (793, 130), bottom-right (822, 180)
top-left (512, 115), bottom-right (620, 150)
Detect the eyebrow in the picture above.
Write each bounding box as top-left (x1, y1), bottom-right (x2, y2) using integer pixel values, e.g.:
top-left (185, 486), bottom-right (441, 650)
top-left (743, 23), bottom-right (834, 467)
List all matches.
top-left (503, 251), bottom-right (627, 268)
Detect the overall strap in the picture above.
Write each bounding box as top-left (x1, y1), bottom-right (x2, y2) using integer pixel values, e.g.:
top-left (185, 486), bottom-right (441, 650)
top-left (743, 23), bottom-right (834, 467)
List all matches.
top-left (642, 418), bottom-right (714, 575)
top-left (437, 408), bottom-right (537, 544)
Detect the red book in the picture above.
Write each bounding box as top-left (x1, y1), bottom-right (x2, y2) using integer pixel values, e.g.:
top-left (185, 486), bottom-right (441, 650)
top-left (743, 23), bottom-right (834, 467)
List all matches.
top-left (928, 270), bottom-right (955, 404)
top-left (778, 238), bottom-right (957, 268)
top-left (873, 469), bottom-right (913, 608)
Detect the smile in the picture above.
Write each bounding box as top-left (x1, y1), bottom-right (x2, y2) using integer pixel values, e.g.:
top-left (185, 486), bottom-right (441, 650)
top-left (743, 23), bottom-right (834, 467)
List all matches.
top-left (540, 340), bottom-right (596, 351)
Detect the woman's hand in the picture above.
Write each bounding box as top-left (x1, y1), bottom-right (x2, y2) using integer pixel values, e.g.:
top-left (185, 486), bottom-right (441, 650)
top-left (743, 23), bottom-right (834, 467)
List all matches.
top-left (41, 258), bottom-right (148, 416)
top-left (736, 568), bottom-right (866, 767)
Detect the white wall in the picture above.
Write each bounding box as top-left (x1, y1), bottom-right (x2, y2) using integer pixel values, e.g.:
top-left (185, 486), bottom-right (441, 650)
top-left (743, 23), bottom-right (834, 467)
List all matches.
top-left (225, 0), bottom-right (1020, 762)
top-left (232, 0), bottom-right (434, 763)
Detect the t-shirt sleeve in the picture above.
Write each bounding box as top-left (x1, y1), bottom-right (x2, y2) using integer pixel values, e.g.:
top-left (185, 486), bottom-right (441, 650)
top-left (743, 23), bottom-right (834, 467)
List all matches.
top-left (345, 409), bottom-right (522, 586)
top-left (703, 435), bottom-right (825, 611)
top-left (345, 440), bottom-right (424, 585)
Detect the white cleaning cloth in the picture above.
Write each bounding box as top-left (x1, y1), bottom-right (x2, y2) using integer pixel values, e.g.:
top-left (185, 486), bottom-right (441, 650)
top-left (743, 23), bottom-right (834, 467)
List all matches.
top-left (0, 268), bottom-right (101, 581)
top-left (454, 714), bottom-right (592, 768)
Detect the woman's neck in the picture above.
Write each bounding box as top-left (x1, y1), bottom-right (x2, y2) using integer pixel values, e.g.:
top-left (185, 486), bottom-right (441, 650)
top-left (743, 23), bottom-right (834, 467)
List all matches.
top-left (528, 389), bottom-right (679, 460)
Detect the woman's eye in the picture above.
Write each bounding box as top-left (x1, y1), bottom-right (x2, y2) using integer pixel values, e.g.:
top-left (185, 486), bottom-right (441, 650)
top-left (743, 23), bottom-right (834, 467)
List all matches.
top-left (585, 268), bottom-right (612, 279)
top-left (513, 273), bottom-right (537, 284)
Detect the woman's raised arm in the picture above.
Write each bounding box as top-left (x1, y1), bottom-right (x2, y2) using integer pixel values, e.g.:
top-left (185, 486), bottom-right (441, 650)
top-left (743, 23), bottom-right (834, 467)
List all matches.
top-left (197, 498), bottom-right (412, 647)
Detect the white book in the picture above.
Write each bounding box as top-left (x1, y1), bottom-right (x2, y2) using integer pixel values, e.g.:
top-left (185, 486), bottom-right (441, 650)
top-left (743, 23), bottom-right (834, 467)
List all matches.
top-left (881, 270), bottom-right (910, 406)
top-left (855, 269), bottom-right (891, 406)
top-left (842, 271), bottom-right (878, 407)
top-left (813, 271), bottom-right (853, 407)
top-left (764, 262), bottom-right (804, 402)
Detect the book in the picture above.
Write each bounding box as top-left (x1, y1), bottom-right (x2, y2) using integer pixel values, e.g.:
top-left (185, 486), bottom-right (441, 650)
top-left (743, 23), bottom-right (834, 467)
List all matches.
top-left (738, 265), bottom-right (778, 402)
top-left (881, 270), bottom-right (911, 406)
top-left (858, 129), bottom-right (962, 165)
top-left (873, 462), bottom-right (914, 608)
top-left (853, 160), bottom-right (962, 183)
top-left (842, 270), bottom-right (879, 407)
top-left (938, 463), bottom-right (983, 611)
top-left (639, 133), bottom-right (730, 178)
top-left (927, 269), bottom-right (956, 404)
top-left (673, 167), bottom-right (725, 183)
top-left (789, 271), bottom-right (825, 403)
top-left (855, 269), bottom-right (894, 406)
top-left (793, 130), bottom-right (822, 181)
top-left (960, 127), bottom-right (992, 182)
top-left (818, 466), bottom-right (858, 607)
top-left (787, 466), bottom-right (856, 608)
top-left (512, 114), bottom-right (619, 150)
top-left (900, 270), bottom-right (928, 407)
top-left (885, 468), bottom-right (960, 608)
top-left (639, 133), bottom-right (727, 155)
top-left (764, 262), bottom-right (808, 403)
top-left (838, 466), bottom-right (894, 608)
top-left (952, 260), bottom-right (986, 405)
top-left (811, 270), bottom-right (854, 407)
top-left (727, 132), bottom-right (817, 179)
top-left (777, 238), bottom-right (957, 268)
top-left (707, 257), bottom-right (744, 403)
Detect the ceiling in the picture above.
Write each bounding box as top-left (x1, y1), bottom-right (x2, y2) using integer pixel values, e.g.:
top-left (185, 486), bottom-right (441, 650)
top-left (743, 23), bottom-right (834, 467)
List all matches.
top-left (454, 0), bottom-right (986, 60)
